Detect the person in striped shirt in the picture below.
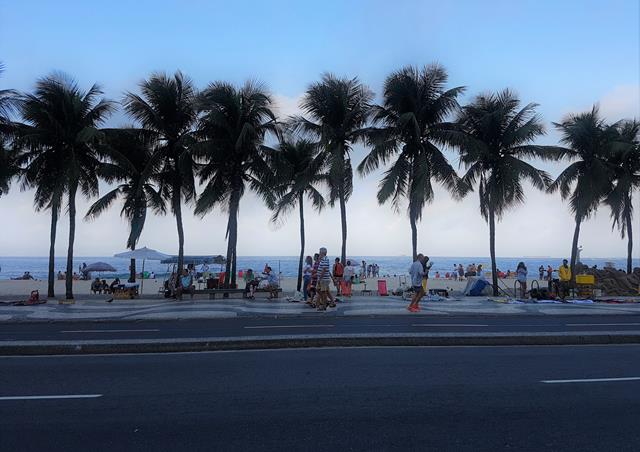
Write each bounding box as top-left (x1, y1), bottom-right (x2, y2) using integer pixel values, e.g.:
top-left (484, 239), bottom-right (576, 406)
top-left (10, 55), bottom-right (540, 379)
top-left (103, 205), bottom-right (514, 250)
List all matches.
top-left (316, 247), bottom-right (332, 311)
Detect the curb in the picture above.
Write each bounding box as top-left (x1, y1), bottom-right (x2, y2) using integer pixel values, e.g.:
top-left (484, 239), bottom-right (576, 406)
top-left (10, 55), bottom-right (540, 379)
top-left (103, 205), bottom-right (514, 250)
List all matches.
top-left (2, 332), bottom-right (640, 355)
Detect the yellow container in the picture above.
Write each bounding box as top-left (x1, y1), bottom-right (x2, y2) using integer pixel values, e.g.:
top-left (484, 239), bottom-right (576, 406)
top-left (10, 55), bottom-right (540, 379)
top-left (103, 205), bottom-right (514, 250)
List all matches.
top-left (576, 274), bottom-right (595, 284)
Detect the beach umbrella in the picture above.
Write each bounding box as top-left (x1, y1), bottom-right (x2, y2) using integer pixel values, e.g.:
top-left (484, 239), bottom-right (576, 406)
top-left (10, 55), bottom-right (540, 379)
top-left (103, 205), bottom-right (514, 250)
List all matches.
top-left (114, 247), bottom-right (170, 261)
top-left (83, 262), bottom-right (117, 272)
top-left (114, 247), bottom-right (170, 294)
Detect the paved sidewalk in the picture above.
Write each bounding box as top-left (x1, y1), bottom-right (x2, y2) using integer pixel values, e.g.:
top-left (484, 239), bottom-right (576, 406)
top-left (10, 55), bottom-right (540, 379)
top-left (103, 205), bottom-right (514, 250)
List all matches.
top-left (2, 294), bottom-right (640, 323)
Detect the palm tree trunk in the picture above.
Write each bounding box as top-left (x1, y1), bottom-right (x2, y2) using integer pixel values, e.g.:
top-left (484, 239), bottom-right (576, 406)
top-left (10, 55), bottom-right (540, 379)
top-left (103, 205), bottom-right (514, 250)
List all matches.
top-left (489, 207), bottom-right (498, 296)
top-left (409, 204), bottom-right (418, 261)
top-left (47, 206), bottom-right (58, 298)
top-left (297, 193), bottom-right (305, 292)
top-left (231, 242), bottom-right (237, 288)
top-left (338, 187), bottom-right (347, 264)
top-left (223, 220), bottom-right (233, 289)
top-left (174, 188), bottom-right (185, 274)
top-left (224, 192), bottom-right (240, 288)
top-left (129, 258), bottom-right (136, 283)
top-left (570, 216), bottom-right (582, 282)
top-left (626, 208), bottom-right (633, 274)
top-left (65, 183), bottom-right (78, 300)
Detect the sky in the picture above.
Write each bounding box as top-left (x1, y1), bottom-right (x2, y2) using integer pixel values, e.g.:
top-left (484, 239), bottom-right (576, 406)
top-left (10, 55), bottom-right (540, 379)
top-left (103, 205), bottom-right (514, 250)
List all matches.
top-left (0, 0), bottom-right (639, 258)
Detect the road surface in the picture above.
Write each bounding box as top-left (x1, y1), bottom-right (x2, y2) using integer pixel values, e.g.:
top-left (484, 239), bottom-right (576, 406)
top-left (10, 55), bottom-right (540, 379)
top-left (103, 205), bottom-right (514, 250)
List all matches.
top-left (2, 314), bottom-right (640, 342)
top-left (2, 345), bottom-right (640, 451)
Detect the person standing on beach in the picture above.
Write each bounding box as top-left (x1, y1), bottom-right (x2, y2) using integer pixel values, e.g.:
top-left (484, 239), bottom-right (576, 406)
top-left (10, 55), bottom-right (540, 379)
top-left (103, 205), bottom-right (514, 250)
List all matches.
top-left (457, 264), bottom-right (464, 280)
top-left (516, 262), bottom-right (528, 298)
top-left (408, 254), bottom-right (426, 312)
top-left (343, 260), bottom-right (355, 297)
top-left (332, 257), bottom-right (344, 295)
top-left (538, 265), bottom-right (544, 280)
top-left (307, 253), bottom-right (321, 307)
top-left (422, 256), bottom-right (434, 294)
top-left (316, 248), bottom-right (332, 311)
top-left (558, 259), bottom-right (572, 300)
top-left (302, 256), bottom-right (313, 302)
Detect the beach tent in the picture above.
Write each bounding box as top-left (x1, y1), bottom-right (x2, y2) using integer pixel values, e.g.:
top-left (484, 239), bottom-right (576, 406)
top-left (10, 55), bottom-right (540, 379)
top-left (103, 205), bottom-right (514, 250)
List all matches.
top-left (114, 247), bottom-right (170, 294)
top-left (463, 276), bottom-right (493, 296)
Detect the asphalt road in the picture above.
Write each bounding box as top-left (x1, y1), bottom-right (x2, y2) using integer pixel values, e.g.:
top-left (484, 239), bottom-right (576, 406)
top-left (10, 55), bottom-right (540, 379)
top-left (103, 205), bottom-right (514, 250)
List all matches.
top-left (1, 345), bottom-right (640, 451)
top-left (2, 314), bottom-right (640, 342)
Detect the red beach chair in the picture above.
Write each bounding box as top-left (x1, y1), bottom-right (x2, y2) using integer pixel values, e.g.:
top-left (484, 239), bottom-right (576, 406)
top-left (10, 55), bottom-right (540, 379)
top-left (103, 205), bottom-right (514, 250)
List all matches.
top-left (377, 280), bottom-right (388, 296)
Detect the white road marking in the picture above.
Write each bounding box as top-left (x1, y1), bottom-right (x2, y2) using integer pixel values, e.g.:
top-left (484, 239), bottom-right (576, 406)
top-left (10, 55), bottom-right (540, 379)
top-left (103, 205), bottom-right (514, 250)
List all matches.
top-left (542, 377), bottom-right (640, 384)
top-left (566, 323), bottom-right (640, 327)
top-left (60, 329), bottom-right (160, 333)
top-left (244, 324), bottom-right (335, 329)
top-left (0, 394), bottom-right (103, 401)
top-left (411, 324), bottom-right (489, 327)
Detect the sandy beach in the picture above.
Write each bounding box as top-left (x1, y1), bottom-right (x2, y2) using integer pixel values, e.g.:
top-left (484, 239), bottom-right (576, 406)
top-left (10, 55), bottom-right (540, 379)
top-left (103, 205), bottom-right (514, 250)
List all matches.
top-left (0, 274), bottom-right (545, 298)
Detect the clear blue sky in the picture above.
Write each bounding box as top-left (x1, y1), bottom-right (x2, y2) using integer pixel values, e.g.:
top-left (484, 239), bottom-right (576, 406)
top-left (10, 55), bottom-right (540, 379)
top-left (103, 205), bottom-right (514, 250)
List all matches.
top-left (0, 0), bottom-right (638, 257)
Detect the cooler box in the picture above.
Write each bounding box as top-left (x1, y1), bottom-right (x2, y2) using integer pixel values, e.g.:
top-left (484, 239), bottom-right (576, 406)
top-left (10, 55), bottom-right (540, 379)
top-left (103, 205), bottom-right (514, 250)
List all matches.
top-left (576, 274), bottom-right (595, 284)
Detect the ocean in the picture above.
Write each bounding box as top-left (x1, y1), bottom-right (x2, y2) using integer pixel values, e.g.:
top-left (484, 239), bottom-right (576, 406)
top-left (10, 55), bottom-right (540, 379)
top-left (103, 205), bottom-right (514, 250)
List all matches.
top-left (0, 256), bottom-right (637, 280)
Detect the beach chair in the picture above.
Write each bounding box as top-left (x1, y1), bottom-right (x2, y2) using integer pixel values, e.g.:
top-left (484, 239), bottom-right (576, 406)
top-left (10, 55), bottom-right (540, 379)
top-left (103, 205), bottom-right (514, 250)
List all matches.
top-left (377, 280), bottom-right (388, 296)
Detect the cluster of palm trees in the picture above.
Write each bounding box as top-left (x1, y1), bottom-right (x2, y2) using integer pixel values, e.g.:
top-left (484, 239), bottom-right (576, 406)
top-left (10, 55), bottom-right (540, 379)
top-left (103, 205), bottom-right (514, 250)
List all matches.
top-left (0, 63), bottom-right (638, 298)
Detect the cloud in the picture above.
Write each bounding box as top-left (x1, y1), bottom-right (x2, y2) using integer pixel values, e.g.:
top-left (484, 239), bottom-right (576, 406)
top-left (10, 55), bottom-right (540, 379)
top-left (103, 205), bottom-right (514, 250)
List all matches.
top-left (598, 84), bottom-right (640, 121)
top-left (271, 93), bottom-right (303, 120)
top-left (562, 84), bottom-right (640, 122)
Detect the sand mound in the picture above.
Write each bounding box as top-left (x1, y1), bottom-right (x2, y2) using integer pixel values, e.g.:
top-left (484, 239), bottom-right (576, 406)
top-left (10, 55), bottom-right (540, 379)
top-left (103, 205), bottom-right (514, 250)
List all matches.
top-left (576, 265), bottom-right (640, 296)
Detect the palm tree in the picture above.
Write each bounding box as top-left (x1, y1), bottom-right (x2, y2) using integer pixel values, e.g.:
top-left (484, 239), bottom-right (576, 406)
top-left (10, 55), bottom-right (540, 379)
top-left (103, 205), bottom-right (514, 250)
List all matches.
top-left (358, 65), bottom-right (464, 259)
top-left (291, 74), bottom-right (373, 264)
top-left (453, 90), bottom-right (562, 295)
top-left (19, 74), bottom-right (114, 299)
top-left (0, 143), bottom-right (19, 197)
top-left (17, 146), bottom-right (65, 298)
top-left (0, 62), bottom-right (19, 197)
top-left (265, 136), bottom-right (326, 291)
top-left (194, 81), bottom-right (278, 288)
top-left (549, 106), bottom-right (618, 279)
top-left (85, 128), bottom-right (166, 281)
top-left (604, 120), bottom-right (639, 274)
top-left (123, 71), bottom-right (197, 274)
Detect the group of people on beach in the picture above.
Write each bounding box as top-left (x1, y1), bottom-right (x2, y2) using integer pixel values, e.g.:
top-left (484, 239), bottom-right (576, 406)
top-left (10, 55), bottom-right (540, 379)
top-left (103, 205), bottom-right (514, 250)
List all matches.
top-left (242, 265), bottom-right (280, 299)
top-left (362, 262), bottom-right (380, 279)
top-left (515, 260), bottom-right (573, 299)
top-left (432, 263), bottom-right (484, 281)
top-left (298, 248), bottom-right (355, 311)
top-left (90, 277), bottom-right (120, 294)
top-left (407, 254), bottom-right (434, 312)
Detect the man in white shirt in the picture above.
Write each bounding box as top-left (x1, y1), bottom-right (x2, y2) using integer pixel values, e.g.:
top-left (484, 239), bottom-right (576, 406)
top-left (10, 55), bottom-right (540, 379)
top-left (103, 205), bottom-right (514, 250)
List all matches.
top-left (408, 254), bottom-right (426, 312)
